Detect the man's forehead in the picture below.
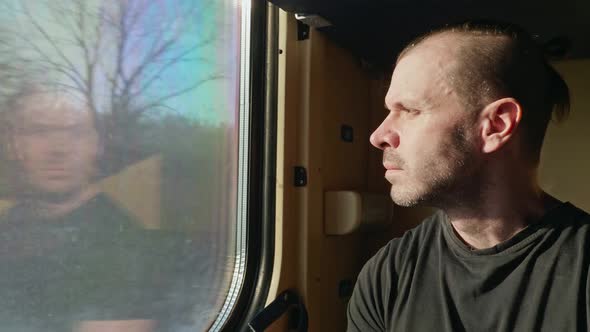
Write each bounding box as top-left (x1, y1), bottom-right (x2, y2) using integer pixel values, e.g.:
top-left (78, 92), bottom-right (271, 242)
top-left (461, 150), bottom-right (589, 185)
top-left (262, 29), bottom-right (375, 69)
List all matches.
top-left (14, 93), bottom-right (93, 127)
top-left (386, 36), bottom-right (460, 109)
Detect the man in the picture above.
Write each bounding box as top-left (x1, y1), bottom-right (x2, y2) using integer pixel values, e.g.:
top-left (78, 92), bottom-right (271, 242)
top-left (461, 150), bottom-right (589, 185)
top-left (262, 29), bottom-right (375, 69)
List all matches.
top-left (347, 21), bottom-right (589, 331)
top-left (0, 87), bottom-right (159, 331)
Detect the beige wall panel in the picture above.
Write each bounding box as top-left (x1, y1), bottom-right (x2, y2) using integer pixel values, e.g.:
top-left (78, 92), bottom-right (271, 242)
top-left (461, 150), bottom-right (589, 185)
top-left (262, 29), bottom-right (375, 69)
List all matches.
top-left (271, 12), bottom-right (380, 330)
top-left (300, 27), bottom-right (325, 332)
top-left (540, 60), bottom-right (590, 211)
top-left (311, 32), bottom-right (371, 332)
top-left (266, 10), bottom-right (306, 332)
top-left (320, 234), bottom-right (365, 331)
top-left (319, 40), bottom-right (371, 190)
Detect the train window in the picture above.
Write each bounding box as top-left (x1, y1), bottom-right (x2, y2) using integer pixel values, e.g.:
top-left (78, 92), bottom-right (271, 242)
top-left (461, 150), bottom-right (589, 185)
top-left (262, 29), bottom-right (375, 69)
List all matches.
top-left (0, 0), bottom-right (266, 331)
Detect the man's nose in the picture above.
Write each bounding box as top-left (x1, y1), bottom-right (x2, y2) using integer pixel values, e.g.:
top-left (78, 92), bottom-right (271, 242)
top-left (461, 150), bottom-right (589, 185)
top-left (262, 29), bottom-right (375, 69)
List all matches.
top-left (46, 131), bottom-right (74, 153)
top-left (369, 118), bottom-right (400, 150)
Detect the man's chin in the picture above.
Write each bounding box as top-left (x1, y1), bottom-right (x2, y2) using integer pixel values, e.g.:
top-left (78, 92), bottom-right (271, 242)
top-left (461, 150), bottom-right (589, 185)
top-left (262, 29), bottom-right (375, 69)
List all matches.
top-left (390, 190), bottom-right (421, 207)
top-left (24, 186), bottom-right (85, 204)
top-left (391, 198), bottom-right (423, 208)
top-left (390, 186), bottom-right (438, 208)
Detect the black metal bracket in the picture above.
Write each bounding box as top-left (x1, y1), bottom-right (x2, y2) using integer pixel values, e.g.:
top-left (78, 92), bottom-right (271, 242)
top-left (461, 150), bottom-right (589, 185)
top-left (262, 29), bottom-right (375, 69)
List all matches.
top-left (297, 20), bottom-right (310, 40)
top-left (248, 289), bottom-right (308, 332)
top-left (294, 166), bottom-right (307, 187)
top-left (341, 124), bottom-right (354, 142)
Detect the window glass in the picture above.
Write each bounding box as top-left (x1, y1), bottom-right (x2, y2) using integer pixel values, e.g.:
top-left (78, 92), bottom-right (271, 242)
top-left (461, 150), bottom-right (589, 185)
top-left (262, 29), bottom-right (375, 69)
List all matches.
top-left (0, 0), bottom-right (248, 331)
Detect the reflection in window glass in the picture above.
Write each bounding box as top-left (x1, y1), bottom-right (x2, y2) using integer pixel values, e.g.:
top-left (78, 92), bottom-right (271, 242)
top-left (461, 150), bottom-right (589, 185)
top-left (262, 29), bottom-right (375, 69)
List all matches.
top-left (0, 0), bottom-right (247, 331)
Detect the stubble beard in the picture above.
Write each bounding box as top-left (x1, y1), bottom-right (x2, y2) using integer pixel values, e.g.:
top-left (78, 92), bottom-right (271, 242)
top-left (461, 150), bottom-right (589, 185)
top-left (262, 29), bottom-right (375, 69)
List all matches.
top-left (389, 124), bottom-right (480, 208)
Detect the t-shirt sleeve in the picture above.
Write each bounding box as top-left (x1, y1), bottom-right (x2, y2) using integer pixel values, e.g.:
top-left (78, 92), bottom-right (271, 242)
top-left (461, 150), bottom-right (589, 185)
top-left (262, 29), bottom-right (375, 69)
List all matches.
top-left (347, 244), bottom-right (395, 332)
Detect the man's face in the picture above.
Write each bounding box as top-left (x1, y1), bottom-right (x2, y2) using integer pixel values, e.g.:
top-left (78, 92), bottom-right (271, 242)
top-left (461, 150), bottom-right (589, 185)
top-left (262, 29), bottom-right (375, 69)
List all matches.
top-left (11, 93), bottom-right (99, 198)
top-left (370, 36), bottom-right (480, 207)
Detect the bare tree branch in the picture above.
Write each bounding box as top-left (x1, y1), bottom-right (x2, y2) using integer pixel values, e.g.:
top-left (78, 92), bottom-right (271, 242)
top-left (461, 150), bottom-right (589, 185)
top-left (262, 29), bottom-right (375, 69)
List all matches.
top-left (11, 31), bottom-right (87, 93)
top-left (2, 0), bottom-right (221, 128)
top-left (132, 74), bottom-right (227, 117)
top-left (132, 40), bottom-right (216, 99)
top-left (20, 1), bottom-right (87, 91)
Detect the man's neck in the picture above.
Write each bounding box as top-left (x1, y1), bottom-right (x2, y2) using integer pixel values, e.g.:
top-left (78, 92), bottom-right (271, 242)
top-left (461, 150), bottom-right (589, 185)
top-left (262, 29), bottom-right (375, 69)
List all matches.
top-left (30, 185), bottom-right (100, 220)
top-left (444, 175), bottom-right (561, 250)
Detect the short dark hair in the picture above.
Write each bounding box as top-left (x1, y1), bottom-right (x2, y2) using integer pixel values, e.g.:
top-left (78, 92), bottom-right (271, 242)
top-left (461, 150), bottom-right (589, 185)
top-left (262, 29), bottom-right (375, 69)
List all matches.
top-left (1, 84), bottom-right (104, 141)
top-left (398, 20), bottom-right (570, 164)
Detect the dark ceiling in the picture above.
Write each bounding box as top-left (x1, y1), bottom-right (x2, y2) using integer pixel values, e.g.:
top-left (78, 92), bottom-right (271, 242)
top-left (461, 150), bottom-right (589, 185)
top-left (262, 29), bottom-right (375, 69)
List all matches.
top-left (268, 0), bottom-right (590, 71)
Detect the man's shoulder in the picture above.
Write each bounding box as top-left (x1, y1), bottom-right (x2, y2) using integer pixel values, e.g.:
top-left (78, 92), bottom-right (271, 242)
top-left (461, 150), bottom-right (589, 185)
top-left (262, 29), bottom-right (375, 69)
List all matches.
top-left (560, 202), bottom-right (590, 223)
top-left (0, 201), bottom-right (39, 230)
top-left (71, 193), bottom-right (140, 229)
top-left (389, 210), bottom-right (444, 251)
top-left (349, 211), bottom-right (446, 331)
top-left (548, 202), bottom-right (590, 242)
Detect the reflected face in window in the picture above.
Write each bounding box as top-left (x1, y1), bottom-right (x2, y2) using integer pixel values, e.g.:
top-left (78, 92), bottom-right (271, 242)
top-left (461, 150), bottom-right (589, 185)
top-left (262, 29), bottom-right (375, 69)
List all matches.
top-left (10, 94), bottom-right (100, 197)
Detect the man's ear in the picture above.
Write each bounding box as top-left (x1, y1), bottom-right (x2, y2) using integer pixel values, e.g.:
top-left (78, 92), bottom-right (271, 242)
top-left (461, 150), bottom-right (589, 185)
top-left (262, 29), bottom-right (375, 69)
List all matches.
top-left (479, 98), bottom-right (522, 154)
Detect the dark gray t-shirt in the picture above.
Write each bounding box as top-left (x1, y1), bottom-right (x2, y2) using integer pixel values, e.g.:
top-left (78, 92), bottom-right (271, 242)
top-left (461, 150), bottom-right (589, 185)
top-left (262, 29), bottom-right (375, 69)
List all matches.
top-left (0, 194), bottom-right (165, 330)
top-left (347, 203), bottom-right (590, 332)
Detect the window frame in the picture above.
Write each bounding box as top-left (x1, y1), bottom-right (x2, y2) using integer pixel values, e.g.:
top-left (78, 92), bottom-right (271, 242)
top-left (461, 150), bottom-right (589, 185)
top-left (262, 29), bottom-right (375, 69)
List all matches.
top-left (216, 0), bottom-right (278, 330)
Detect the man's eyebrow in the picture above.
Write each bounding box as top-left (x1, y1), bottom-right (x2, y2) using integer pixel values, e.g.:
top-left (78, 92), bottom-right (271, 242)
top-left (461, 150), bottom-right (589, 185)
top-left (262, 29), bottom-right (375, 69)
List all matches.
top-left (385, 101), bottom-right (415, 111)
top-left (17, 122), bottom-right (88, 130)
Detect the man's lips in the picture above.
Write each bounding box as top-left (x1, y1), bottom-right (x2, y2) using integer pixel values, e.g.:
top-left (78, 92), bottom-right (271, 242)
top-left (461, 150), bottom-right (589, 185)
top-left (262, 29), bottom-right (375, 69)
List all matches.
top-left (40, 167), bottom-right (68, 172)
top-left (38, 168), bottom-right (71, 177)
top-left (383, 163), bottom-right (402, 171)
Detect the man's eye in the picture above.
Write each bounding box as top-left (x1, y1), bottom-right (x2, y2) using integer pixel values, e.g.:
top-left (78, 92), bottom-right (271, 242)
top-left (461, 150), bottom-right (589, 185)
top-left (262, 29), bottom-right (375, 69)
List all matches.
top-left (19, 128), bottom-right (50, 136)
